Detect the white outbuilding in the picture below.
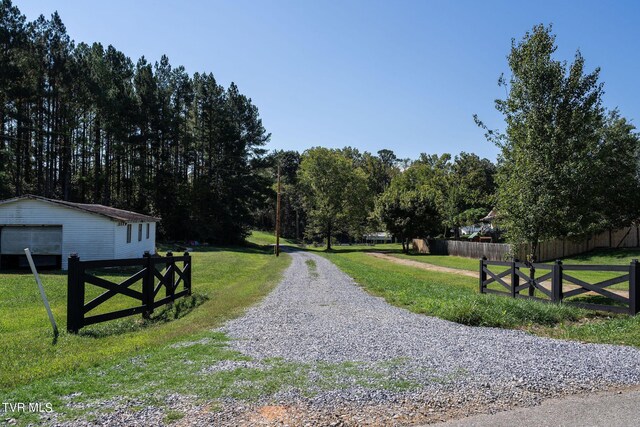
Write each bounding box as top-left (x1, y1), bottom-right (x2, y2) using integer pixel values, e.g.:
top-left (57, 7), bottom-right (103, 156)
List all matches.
top-left (0, 195), bottom-right (160, 270)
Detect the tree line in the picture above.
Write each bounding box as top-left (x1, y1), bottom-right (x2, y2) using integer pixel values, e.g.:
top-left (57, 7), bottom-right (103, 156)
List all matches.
top-left (0, 0), bottom-right (268, 242)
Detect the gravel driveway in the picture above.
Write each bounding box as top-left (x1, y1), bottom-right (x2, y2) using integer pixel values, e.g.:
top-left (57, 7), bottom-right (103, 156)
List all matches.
top-left (54, 248), bottom-right (640, 426)
top-left (205, 248), bottom-right (640, 425)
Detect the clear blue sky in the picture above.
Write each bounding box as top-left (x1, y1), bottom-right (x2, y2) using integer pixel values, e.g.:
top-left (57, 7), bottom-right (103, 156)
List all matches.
top-left (17, 0), bottom-right (640, 161)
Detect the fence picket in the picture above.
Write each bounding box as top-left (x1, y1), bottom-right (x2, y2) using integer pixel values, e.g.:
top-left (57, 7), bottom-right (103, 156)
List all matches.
top-left (552, 260), bottom-right (562, 302)
top-left (166, 252), bottom-right (176, 300)
top-left (479, 256), bottom-right (487, 294)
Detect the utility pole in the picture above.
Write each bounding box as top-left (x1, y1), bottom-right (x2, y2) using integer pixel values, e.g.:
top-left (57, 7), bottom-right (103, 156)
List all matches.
top-left (275, 164), bottom-right (281, 257)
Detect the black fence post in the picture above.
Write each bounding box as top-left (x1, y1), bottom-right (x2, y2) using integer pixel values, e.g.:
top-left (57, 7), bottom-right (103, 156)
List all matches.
top-left (184, 252), bottom-right (192, 296)
top-left (67, 253), bottom-right (82, 333)
top-left (143, 251), bottom-right (154, 319)
top-left (552, 260), bottom-right (563, 303)
top-left (528, 263), bottom-right (536, 297)
top-left (479, 256), bottom-right (487, 294)
top-left (630, 259), bottom-right (639, 315)
top-left (511, 259), bottom-right (518, 298)
top-left (166, 251), bottom-right (175, 300)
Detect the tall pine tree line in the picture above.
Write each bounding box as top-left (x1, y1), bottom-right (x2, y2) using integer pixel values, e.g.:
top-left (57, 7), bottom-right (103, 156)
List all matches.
top-left (0, 1), bottom-right (269, 242)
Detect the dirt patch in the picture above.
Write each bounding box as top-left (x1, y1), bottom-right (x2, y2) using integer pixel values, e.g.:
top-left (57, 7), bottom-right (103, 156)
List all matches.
top-left (253, 405), bottom-right (289, 423)
top-left (366, 252), bottom-right (477, 278)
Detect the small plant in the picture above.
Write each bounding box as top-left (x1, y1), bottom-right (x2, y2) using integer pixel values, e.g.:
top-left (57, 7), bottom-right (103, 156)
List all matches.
top-left (305, 259), bottom-right (319, 277)
top-left (164, 410), bottom-right (185, 423)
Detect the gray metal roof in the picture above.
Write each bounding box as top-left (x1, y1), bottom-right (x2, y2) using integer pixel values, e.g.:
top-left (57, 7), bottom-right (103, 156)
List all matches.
top-left (0, 195), bottom-right (161, 223)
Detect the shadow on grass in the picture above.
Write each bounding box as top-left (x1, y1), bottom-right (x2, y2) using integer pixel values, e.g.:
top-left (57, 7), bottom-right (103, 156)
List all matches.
top-left (567, 248), bottom-right (640, 262)
top-left (564, 294), bottom-right (628, 309)
top-left (159, 241), bottom-right (277, 256)
top-left (0, 269), bottom-right (68, 276)
top-left (78, 293), bottom-right (209, 339)
top-left (301, 246), bottom-right (405, 255)
top-left (397, 251), bottom-right (446, 257)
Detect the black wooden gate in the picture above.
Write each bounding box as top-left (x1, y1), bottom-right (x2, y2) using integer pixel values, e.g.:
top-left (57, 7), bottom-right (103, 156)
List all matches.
top-left (67, 251), bottom-right (192, 332)
top-left (480, 257), bottom-right (640, 315)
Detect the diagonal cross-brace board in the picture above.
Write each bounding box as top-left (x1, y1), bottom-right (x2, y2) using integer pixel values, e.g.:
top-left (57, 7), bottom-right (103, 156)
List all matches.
top-left (483, 267), bottom-right (511, 291)
top-left (563, 273), bottom-right (629, 303)
top-left (83, 269), bottom-right (145, 314)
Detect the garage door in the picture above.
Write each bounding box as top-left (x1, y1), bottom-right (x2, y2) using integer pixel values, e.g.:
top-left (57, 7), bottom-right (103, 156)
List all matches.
top-left (1, 226), bottom-right (63, 255)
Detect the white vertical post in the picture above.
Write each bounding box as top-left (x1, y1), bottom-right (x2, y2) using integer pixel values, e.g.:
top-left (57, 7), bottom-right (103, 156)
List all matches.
top-left (24, 248), bottom-right (58, 337)
top-left (275, 164), bottom-right (281, 257)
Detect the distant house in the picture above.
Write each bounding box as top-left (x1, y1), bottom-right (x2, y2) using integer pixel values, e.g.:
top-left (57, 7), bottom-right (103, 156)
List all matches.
top-left (0, 195), bottom-right (159, 270)
top-left (363, 232), bottom-right (394, 244)
top-left (480, 208), bottom-right (498, 230)
top-left (480, 208), bottom-right (497, 224)
top-left (460, 224), bottom-right (482, 235)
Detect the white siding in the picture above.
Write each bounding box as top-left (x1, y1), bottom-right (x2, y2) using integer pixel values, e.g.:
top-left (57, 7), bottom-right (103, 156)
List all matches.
top-left (113, 221), bottom-right (156, 259)
top-left (0, 199), bottom-right (115, 269)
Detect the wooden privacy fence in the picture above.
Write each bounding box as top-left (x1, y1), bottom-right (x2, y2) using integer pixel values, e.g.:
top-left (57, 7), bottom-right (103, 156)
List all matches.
top-left (512, 225), bottom-right (640, 261)
top-left (67, 251), bottom-right (192, 333)
top-left (416, 239), bottom-right (512, 260)
top-left (414, 225), bottom-right (640, 262)
top-left (480, 257), bottom-right (640, 315)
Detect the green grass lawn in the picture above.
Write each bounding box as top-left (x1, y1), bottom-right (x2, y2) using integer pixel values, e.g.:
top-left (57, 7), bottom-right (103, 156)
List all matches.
top-left (0, 242), bottom-right (290, 392)
top-left (564, 248), bottom-right (640, 264)
top-left (392, 244), bottom-right (640, 268)
top-left (246, 230), bottom-right (298, 246)
top-left (392, 251), bottom-right (480, 271)
top-left (557, 248), bottom-right (640, 291)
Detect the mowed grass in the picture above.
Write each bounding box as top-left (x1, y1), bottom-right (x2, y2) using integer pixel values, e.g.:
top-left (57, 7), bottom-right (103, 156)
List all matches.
top-left (392, 251), bottom-right (479, 271)
top-left (559, 248), bottom-right (640, 291)
top-left (565, 247), bottom-right (640, 264)
top-left (310, 245), bottom-right (640, 347)
top-left (246, 230), bottom-right (298, 246)
top-left (0, 243), bottom-right (290, 391)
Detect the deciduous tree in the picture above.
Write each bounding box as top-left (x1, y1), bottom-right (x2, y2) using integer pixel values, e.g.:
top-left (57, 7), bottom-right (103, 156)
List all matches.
top-left (298, 147), bottom-right (370, 249)
top-left (376, 162), bottom-right (441, 253)
top-left (476, 24), bottom-right (639, 258)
